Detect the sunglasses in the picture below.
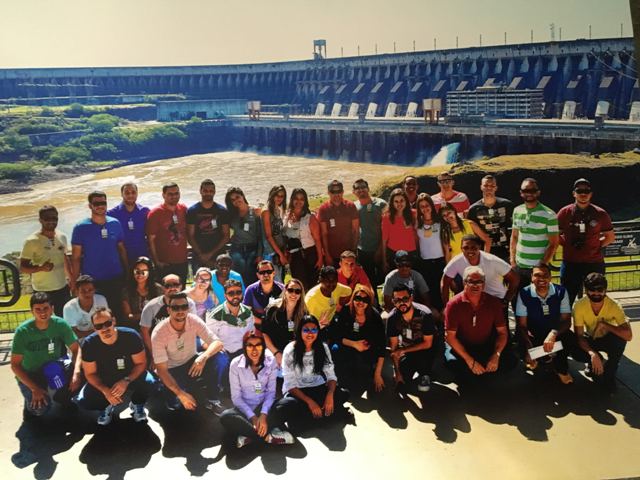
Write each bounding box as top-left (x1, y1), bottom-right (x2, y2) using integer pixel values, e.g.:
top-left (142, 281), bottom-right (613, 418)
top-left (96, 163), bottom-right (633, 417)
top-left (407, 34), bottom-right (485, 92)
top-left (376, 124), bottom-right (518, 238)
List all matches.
top-left (226, 289), bottom-right (243, 296)
top-left (94, 319), bottom-right (114, 330)
top-left (164, 282), bottom-right (181, 288)
top-left (196, 277), bottom-right (211, 283)
top-left (246, 343), bottom-right (264, 349)
top-left (286, 287), bottom-right (302, 294)
top-left (91, 201), bottom-right (107, 207)
top-left (302, 327), bottom-right (319, 334)
top-left (465, 279), bottom-right (485, 285)
top-left (134, 269), bottom-right (149, 276)
top-left (353, 295), bottom-right (371, 304)
top-left (329, 190), bottom-right (343, 194)
top-left (520, 188), bottom-right (539, 194)
top-left (353, 184), bottom-right (368, 190)
top-left (258, 269), bottom-right (274, 276)
top-left (437, 179), bottom-right (453, 184)
top-left (392, 296), bottom-right (411, 304)
top-left (575, 189), bottom-right (592, 194)
top-left (170, 303), bottom-right (189, 311)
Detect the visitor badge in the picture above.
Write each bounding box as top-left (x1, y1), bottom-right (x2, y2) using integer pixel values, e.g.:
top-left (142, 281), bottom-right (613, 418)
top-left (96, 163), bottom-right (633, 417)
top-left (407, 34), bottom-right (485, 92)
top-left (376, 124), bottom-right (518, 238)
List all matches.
top-left (579, 222), bottom-right (586, 233)
top-left (329, 218), bottom-right (336, 228)
top-left (404, 328), bottom-right (413, 340)
top-left (367, 204), bottom-right (372, 212)
top-left (407, 280), bottom-right (414, 290)
top-left (101, 227), bottom-right (108, 239)
top-left (353, 322), bottom-right (360, 333)
top-left (116, 358), bottom-right (125, 370)
top-left (423, 228), bottom-right (432, 238)
top-left (287, 320), bottom-right (295, 332)
top-left (243, 223), bottom-right (250, 232)
top-left (472, 315), bottom-right (477, 327)
top-left (211, 218), bottom-right (218, 229)
top-left (328, 297), bottom-right (335, 307)
top-left (48, 340), bottom-right (55, 354)
top-left (398, 334), bottom-right (403, 346)
top-left (488, 208), bottom-right (494, 216)
top-left (176, 338), bottom-right (185, 351)
top-left (172, 214), bottom-right (178, 224)
top-left (254, 381), bottom-right (263, 394)
top-left (238, 319), bottom-right (246, 328)
top-left (542, 304), bottom-right (550, 315)
top-left (128, 219), bottom-right (134, 230)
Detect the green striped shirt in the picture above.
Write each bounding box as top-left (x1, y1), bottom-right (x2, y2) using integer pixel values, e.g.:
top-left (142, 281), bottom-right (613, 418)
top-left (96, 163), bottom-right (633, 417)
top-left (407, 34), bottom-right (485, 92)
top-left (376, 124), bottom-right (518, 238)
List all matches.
top-left (512, 202), bottom-right (558, 268)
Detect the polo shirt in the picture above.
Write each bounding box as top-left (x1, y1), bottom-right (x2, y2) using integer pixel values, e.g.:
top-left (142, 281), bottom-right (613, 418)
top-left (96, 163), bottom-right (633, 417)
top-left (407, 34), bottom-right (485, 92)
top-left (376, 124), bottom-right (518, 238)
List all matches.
top-left (515, 283), bottom-right (571, 336)
top-left (146, 203), bottom-right (188, 264)
top-left (572, 296), bottom-right (628, 339)
top-left (206, 303), bottom-right (254, 353)
top-left (243, 281), bottom-right (284, 320)
top-left (151, 314), bottom-right (217, 368)
top-left (317, 199), bottom-right (358, 260)
top-left (139, 295), bottom-right (197, 331)
top-left (107, 202), bottom-right (150, 261)
top-left (512, 202), bottom-right (559, 268)
top-left (355, 197), bottom-right (387, 253)
top-left (557, 203), bottom-right (613, 263)
top-left (71, 216), bottom-right (124, 280)
top-left (445, 292), bottom-right (505, 346)
top-left (20, 230), bottom-right (69, 291)
top-left (443, 251), bottom-right (511, 299)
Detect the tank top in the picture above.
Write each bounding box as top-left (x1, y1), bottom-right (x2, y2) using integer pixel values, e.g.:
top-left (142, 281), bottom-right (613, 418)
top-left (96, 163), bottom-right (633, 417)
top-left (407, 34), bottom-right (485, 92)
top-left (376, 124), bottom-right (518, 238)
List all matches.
top-left (283, 213), bottom-right (315, 248)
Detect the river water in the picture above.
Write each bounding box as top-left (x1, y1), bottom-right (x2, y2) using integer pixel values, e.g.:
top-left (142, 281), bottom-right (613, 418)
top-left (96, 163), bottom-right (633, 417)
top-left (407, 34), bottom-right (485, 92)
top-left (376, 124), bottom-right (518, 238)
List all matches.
top-left (0, 151), bottom-right (411, 256)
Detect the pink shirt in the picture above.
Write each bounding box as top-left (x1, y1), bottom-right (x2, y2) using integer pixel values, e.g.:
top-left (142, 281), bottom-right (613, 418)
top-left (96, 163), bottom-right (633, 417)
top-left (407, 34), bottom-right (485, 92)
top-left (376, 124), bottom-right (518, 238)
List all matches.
top-left (433, 190), bottom-right (470, 215)
top-left (382, 210), bottom-right (417, 252)
top-left (151, 314), bottom-right (218, 368)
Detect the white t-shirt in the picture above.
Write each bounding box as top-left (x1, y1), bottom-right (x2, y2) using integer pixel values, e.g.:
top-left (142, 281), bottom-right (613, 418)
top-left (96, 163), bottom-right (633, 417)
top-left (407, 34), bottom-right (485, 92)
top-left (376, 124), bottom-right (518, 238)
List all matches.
top-left (416, 222), bottom-right (444, 260)
top-left (63, 294), bottom-right (108, 332)
top-left (443, 251), bottom-right (511, 299)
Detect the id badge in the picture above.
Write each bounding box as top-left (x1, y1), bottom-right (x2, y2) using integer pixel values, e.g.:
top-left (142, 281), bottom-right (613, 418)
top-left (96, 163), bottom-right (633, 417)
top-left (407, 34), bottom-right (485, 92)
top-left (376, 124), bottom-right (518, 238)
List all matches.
top-left (423, 228), bottom-right (432, 238)
top-left (128, 219), bottom-right (134, 230)
top-left (404, 328), bottom-right (413, 340)
top-left (329, 218), bottom-right (336, 228)
top-left (48, 340), bottom-right (55, 355)
top-left (176, 338), bottom-right (185, 351)
top-left (579, 222), bottom-right (586, 233)
top-left (172, 214), bottom-right (178, 224)
top-left (254, 381), bottom-right (263, 394)
top-left (116, 358), bottom-right (125, 370)
top-left (488, 208), bottom-right (494, 216)
top-left (101, 227), bottom-right (108, 239)
top-left (367, 204), bottom-right (372, 212)
top-left (243, 222), bottom-right (250, 232)
top-left (542, 304), bottom-right (550, 315)
top-left (353, 322), bottom-right (360, 333)
top-left (407, 280), bottom-right (414, 290)
top-left (328, 297), bottom-right (336, 307)
top-left (287, 320), bottom-right (295, 332)
top-left (211, 218), bottom-right (218, 229)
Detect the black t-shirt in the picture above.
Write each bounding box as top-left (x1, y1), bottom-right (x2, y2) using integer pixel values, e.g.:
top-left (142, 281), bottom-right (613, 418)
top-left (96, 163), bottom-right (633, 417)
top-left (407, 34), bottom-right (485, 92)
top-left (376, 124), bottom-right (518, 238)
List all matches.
top-left (186, 201), bottom-right (230, 251)
top-left (332, 307), bottom-right (386, 358)
top-left (81, 327), bottom-right (145, 385)
top-left (467, 197), bottom-right (514, 253)
top-left (262, 306), bottom-right (295, 352)
top-left (386, 305), bottom-right (435, 347)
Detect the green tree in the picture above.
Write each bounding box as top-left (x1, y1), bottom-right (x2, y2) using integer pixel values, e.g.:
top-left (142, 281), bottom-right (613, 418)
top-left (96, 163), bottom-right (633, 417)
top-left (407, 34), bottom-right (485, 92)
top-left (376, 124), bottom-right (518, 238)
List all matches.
top-left (48, 145), bottom-right (91, 165)
top-left (0, 162), bottom-right (34, 180)
top-left (65, 103), bottom-right (85, 118)
top-left (87, 113), bottom-right (120, 132)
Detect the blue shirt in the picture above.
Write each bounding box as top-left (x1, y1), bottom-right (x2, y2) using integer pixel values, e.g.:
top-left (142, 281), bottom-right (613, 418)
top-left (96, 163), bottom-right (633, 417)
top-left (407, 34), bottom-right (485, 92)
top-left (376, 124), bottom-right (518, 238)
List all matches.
top-left (107, 203), bottom-right (150, 262)
top-left (229, 351), bottom-right (278, 419)
top-left (243, 280), bottom-right (285, 320)
top-left (211, 270), bottom-right (245, 306)
top-left (515, 283), bottom-right (571, 338)
top-left (71, 216), bottom-right (124, 280)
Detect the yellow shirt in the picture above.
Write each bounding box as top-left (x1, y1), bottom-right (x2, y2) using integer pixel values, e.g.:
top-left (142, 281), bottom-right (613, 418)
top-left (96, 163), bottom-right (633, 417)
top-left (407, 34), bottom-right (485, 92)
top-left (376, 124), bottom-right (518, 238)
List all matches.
top-left (20, 231), bottom-right (69, 291)
top-left (305, 283), bottom-right (352, 323)
top-left (572, 296), bottom-right (628, 338)
top-left (448, 219), bottom-right (473, 258)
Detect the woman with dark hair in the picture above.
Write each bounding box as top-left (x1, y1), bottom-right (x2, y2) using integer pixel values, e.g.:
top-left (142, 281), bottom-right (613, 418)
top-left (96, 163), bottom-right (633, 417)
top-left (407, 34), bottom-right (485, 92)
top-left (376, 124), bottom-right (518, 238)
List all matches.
top-left (186, 267), bottom-right (217, 319)
top-left (282, 188), bottom-right (323, 291)
top-left (415, 193), bottom-right (447, 311)
top-left (261, 185), bottom-right (288, 282)
top-left (331, 284), bottom-right (386, 395)
top-left (262, 278), bottom-right (308, 366)
top-left (381, 187), bottom-right (417, 273)
top-left (440, 202), bottom-right (490, 262)
top-left (121, 256), bottom-right (162, 330)
top-left (225, 187), bottom-right (263, 286)
top-left (274, 315), bottom-right (349, 430)
top-left (220, 330), bottom-right (295, 448)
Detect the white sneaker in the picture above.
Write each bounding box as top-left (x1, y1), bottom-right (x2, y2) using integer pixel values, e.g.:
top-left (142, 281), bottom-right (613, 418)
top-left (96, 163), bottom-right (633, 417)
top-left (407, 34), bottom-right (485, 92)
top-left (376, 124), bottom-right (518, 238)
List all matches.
top-left (266, 427), bottom-right (295, 445)
top-left (417, 374), bottom-right (431, 392)
top-left (236, 435), bottom-right (252, 448)
top-left (129, 402), bottom-right (148, 422)
top-left (97, 405), bottom-right (114, 426)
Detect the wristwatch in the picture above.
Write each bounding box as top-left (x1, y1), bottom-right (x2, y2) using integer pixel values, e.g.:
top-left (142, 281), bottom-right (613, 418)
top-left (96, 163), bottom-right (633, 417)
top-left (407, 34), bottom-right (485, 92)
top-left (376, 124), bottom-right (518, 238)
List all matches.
top-left (123, 376), bottom-right (131, 383)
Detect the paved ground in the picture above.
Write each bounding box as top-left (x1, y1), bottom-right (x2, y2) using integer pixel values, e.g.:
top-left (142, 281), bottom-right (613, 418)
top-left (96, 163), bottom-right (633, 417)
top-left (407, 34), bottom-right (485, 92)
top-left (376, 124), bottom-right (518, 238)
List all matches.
top-left (1, 294), bottom-right (640, 480)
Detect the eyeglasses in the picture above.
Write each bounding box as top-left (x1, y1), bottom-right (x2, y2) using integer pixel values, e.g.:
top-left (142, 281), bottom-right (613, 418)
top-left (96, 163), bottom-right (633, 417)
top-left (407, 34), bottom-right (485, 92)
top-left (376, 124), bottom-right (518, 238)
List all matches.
top-left (91, 201), bottom-right (107, 207)
top-left (94, 319), bottom-right (114, 330)
top-left (246, 343), bottom-right (264, 349)
top-left (353, 295), bottom-right (371, 304)
top-left (258, 269), bottom-right (274, 276)
top-left (286, 287), bottom-right (302, 294)
top-left (575, 189), bottom-right (592, 194)
top-left (465, 279), bottom-right (485, 285)
top-left (169, 303), bottom-right (189, 311)
top-left (520, 188), bottom-right (539, 194)
top-left (392, 296), bottom-right (411, 304)
top-left (164, 282), bottom-right (181, 288)
top-left (134, 269), bottom-right (149, 276)
top-left (196, 277), bottom-right (211, 284)
top-left (302, 327), bottom-right (319, 334)
top-left (226, 289), bottom-right (243, 296)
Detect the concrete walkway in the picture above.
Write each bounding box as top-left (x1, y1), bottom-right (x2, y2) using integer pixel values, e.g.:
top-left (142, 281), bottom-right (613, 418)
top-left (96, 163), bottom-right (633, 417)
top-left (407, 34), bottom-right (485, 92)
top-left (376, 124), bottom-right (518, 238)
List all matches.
top-left (1, 296), bottom-right (639, 480)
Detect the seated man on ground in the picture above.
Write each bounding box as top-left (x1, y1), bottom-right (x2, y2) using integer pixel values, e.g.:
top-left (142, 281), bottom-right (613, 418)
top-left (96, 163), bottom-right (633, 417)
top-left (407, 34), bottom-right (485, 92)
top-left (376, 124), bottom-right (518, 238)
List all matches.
top-left (337, 250), bottom-right (372, 291)
top-left (63, 274), bottom-right (108, 339)
top-left (243, 260), bottom-right (284, 328)
top-left (211, 253), bottom-right (245, 306)
top-left (305, 266), bottom-right (352, 333)
top-left (382, 250), bottom-right (431, 313)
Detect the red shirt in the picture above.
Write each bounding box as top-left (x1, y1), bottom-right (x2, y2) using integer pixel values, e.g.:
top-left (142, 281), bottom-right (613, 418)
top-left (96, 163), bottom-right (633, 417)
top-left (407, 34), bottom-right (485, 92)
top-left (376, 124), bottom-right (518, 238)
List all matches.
top-left (557, 203), bottom-right (612, 263)
top-left (337, 265), bottom-right (372, 291)
top-left (432, 190), bottom-right (470, 214)
top-left (381, 210), bottom-right (417, 253)
top-left (146, 203), bottom-right (188, 263)
top-left (317, 200), bottom-right (358, 260)
top-left (445, 292), bottom-right (505, 346)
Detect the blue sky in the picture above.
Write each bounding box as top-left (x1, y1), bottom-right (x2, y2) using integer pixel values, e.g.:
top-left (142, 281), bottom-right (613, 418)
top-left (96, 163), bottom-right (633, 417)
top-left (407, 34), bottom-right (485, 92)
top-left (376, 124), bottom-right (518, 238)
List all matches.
top-left (0, 0), bottom-right (633, 68)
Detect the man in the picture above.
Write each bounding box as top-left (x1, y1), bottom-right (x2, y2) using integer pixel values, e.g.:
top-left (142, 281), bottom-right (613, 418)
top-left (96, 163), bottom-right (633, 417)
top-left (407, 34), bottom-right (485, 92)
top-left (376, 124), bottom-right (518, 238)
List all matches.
top-left (432, 172), bottom-right (470, 216)
top-left (572, 273), bottom-right (632, 393)
top-left (382, 251), bottom-right (430, 312)
top-left (20, 205), bottom-right (72, 316)
top-left (63, 275), bottom-right (109, 339)
top-left (242, 260), bottom-right (284, 328)
top-left (467, 175), bottom-right (514, 261)
top-left (402, 175), bottom-right (420, 209)
top-left (140, 274), bottom-right (196, 365)
top-left (353, 179), bottom-right (387, 288)
top-left (11, 292), bottom-right (80, 418)
top-left (318, 179), bottom-right (359, 266)
top-left (444, 266), bottom-right (515, 378)
top-left (76, 308), bottom-right (156, 426)
top-left (147, 182), bottom-right (189, 283)
top-left (211, 253), bottom-right (245, 306)
top-left (186, 179), bottom-right (230, 272)
top-left (71, 190), bottom-right (128, 316)
top-left (557, 178), bottom-right (615, 305)
top-left (337, 250), bottom-right (372, 291)
top-left (515, 264), bottom-right (574, 384)
top-left (152, 292), bottom-right (226, 413)
top-left (107, 182), bottom-right (150, 264)
top-left (441, 235), bottom-right (519, 308)
top-left (510, 178), bottom-right (559, 288)
top-left (387, 284), bottom-right (438, 393)
top-left (305, 266), bottom-right (352, 329)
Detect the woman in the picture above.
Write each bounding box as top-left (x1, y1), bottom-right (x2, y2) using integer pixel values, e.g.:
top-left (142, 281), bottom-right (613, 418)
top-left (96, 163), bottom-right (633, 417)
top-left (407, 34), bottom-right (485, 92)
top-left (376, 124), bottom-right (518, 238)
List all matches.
top-left (186, 267), bottom-right (217, 319)
top-left (381, 188), bottom-right (417, 273)
top-left (225, 187), bottom-right (263, 286)
top-left (440, 202), bottom-right (491, 262)
top-left (121, 256), bottom-right (161, 330)
top-left (274, 315), bottom-right (349, 431)
top-left (415, 193), bottom-right (447, 312)
top-left (331, 284), bottom-right (386, 395)
top-left (282, 188), bottom-right (323, 292)
top-left (220, 331), bottom-right (295, 448)
top-left (262, 278), bottom-right (308, 367)
top-left (261, 185), bottom-right (288, 282)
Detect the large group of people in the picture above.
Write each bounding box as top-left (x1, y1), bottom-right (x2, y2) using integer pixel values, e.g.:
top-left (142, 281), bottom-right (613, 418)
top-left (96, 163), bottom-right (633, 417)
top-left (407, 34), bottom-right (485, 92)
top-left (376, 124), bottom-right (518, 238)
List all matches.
top-left (11, 172), bottom-right (633, 450)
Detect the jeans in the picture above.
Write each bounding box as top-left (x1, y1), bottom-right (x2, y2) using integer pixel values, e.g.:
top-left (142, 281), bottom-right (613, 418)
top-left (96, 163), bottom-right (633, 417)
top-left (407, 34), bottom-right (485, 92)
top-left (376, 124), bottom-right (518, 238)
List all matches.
top-left (165, 353), bottom-right (226, 405)
top-left (230, 247), bottom-right (259, 287)
top-left (17, 358), bottom-right (73, 416)
top-left (357, 248), bottom-right (384, 291)
top-left (571, 333), bottom-right (627, 387)
top-left (94, 276), bottom-right (124, 320)
top-left (333, 347), bottom-right (380, 394)
top-left (220, 406), bottom-right (285, 441)
top-left (446, 340), bottom-right (517, 381)
top-left (560, 261), bottom-right (605, 306)
top-left (289, 246), bottom-right (319, 293)
top-left (273, 384), bottom-right (349, 431)
top-left (416, 257), bottom-right (446, 311)
top-left (75, 371), bottom-right (157, 410)
top-left (516, 328), bottom-right (579, 374)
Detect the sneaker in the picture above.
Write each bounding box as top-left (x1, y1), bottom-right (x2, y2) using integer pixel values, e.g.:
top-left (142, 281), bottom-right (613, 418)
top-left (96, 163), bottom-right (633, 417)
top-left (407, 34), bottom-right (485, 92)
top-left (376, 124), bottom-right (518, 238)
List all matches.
top-left (166, 397), bottom-right (183, 411)
top-left (205, 399), bottom-right (225, 416)
top-left (557, 372), bottom-right (574, 385)
top-left (584, 364), bottom-right (593, 378)
top-left (97, 405), bottom-right (114, 426)
top-left (266, 427), bottom-right (295, 445)
top-left (417, 374), bottom-right (431, 392)
top-left (236, 435), bottom-right (252, 448)
top-left (129, 402), bottom-right (148, 422)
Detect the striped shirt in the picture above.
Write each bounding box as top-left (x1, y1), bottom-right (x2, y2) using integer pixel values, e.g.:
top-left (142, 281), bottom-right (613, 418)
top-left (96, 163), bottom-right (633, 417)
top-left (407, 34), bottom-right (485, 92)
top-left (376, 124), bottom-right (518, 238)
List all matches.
top-left (512, 202), bottom-right (559, 268)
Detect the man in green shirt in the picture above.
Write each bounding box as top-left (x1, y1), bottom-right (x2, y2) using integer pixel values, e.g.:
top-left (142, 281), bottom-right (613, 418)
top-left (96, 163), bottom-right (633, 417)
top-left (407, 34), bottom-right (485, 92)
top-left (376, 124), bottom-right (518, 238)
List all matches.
top-left (11, 292), bottom-right (80, 419)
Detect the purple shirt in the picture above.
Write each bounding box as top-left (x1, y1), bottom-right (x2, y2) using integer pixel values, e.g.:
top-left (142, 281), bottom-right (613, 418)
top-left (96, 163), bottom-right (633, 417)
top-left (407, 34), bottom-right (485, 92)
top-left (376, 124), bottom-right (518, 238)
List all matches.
top-left (229, 351), bottom-right (277, 419)
top-left (243, 281), bottom-right (285, 320)
top-left (107, 202), bottom-right (150, 262)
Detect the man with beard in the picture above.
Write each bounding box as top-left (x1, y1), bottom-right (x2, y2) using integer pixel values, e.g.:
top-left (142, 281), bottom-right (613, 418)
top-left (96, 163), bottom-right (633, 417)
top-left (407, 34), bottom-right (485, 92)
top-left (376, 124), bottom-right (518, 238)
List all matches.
top-left (107, 182), bottom-right (150, 263)
top-left (20, 205), bottom-right (72, 316)
top-left (147, 182), bottom-right (189, 283)
top-left (572, 273), bottom-right (632, 393)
